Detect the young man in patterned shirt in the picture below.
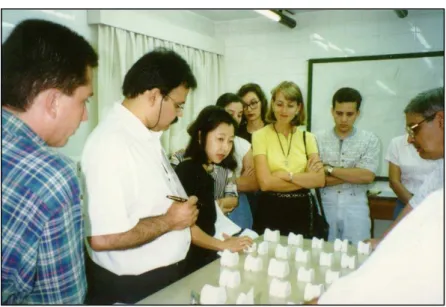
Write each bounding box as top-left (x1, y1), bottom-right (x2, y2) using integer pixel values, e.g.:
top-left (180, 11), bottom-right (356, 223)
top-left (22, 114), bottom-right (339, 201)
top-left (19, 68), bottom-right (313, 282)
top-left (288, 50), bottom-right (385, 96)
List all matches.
top-left (1, 19), bottom-right (98, 304)
top-left (315, 87), bottom-right (380, 244)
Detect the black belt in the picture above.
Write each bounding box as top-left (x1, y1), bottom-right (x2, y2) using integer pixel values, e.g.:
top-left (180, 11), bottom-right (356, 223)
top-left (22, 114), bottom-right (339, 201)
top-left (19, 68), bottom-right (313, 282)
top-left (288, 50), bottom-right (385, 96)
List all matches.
top-left (265, 189), bottom-right (310, 198)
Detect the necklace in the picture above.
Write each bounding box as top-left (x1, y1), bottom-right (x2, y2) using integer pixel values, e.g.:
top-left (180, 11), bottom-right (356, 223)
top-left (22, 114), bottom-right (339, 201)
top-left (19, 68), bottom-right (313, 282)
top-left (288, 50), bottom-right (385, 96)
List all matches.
top-left (273, 124), bottom-right (294, 167)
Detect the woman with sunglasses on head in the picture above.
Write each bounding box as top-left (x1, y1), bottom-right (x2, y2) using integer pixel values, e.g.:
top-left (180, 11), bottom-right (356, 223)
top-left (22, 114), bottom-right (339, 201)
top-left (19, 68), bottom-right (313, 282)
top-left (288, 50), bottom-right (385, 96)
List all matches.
top-left (236, 83), bottom-right (268, 144)
top-left (175, 106), bottom-right (253, 276)
top-left (252, 81), bottom-right (325, 236)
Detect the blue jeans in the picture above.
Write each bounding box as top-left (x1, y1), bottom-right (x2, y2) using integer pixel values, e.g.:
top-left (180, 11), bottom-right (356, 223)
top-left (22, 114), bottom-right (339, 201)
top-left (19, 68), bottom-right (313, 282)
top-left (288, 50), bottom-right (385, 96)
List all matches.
top-left (393, 199), bottom-right (406, 220)
top-left (228, 193), bottom-right (253, 229)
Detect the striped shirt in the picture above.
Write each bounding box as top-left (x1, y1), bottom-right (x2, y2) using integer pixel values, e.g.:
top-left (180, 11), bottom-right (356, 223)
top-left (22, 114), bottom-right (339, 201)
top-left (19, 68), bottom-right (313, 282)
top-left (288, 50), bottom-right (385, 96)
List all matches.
top-left (1, 109), bottom-right (86, 304)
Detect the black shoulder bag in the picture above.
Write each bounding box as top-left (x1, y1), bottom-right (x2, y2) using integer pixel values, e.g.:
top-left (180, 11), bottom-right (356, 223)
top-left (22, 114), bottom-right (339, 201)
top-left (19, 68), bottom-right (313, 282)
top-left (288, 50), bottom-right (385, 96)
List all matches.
top-left (303, 131), bottom-right (329, 240)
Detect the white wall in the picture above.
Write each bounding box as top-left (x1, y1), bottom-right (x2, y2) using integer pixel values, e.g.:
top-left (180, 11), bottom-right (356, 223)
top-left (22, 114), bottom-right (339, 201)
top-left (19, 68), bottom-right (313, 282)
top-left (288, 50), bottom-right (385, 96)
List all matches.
top-left (215, 9), bottom-right (444, 100)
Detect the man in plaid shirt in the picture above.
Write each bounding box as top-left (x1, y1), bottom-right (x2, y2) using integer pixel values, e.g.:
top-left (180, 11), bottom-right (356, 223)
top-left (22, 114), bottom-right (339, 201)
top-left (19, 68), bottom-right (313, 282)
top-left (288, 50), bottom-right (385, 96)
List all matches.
top-left (1, 19), bottom-right (98, 304)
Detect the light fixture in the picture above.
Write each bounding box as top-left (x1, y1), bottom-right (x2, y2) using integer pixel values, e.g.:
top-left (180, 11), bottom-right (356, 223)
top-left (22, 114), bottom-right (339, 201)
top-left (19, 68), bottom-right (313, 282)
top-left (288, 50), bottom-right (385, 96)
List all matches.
top-left (254, 9), bottom-right (296, 29)
top-left (254, 10), bottom-right (280, 22)
top-left (394, 10), bottom-right (408, 18)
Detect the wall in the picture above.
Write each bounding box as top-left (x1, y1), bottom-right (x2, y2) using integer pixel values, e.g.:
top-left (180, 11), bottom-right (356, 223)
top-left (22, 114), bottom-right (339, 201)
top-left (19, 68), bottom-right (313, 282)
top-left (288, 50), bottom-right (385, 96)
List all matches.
top-left (215, 9), bottom-right (444, 100)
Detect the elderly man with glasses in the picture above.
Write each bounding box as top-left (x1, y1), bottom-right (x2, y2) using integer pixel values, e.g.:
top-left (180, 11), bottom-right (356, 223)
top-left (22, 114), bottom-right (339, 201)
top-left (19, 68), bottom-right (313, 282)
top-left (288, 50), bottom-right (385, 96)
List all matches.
top-left (370, 87), bottom-right (444, 249)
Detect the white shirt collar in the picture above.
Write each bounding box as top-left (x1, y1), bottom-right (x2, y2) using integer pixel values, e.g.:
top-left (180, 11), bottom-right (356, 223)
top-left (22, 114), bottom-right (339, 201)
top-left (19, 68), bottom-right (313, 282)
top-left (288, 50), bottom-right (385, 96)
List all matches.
top-left (112, 101), bottom-right (163, 142)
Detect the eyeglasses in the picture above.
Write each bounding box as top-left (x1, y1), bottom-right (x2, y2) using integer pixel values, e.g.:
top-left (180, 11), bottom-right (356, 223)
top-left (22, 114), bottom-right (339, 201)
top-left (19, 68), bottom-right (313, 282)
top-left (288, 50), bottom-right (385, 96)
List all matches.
top-left (406, 113), bottom-right (436, 138)
top-left (243, 100), bottom-right (259, 110)
top-left (164, 94), bottom-right (184, 111)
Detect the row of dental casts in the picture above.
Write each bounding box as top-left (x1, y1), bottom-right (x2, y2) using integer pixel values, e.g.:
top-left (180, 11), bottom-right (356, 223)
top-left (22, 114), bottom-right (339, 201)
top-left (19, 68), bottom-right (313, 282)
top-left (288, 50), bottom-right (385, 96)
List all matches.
top-left (222, 247), bottom-right (357, 272)
top-left (200, 276), bottom-right (326, 303)
top-left (263, 228), bottom-right (371, 255)
top-left (219, 251), bottom-right (347, 285)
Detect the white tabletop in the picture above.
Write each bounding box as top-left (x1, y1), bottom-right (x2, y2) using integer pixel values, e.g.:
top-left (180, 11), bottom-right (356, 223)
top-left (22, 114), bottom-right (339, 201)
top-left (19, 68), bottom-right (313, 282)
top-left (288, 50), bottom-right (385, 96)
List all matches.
top-left (137, 236), bottom-right (369, 304)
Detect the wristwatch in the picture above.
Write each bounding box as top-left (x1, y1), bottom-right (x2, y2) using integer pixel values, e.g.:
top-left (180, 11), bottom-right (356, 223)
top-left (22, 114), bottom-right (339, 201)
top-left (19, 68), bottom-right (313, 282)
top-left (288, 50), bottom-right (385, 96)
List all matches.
top-left (325, 165), bottom-right (334, 175)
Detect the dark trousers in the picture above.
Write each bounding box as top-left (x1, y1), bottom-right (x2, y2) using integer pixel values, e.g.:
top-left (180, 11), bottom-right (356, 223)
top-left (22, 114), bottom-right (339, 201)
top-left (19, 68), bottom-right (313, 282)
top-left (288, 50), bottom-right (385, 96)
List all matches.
top-left (253, 190), bottom-right (312, 237)
top-left (85, 254), bottom-right (184, 304)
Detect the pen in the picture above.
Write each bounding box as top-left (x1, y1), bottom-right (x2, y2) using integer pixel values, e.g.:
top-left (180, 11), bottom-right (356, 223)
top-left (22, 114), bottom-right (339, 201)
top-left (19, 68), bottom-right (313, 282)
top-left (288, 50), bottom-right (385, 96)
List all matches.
top-left (166, 195), bottom-right (203, 209)
top-left (166, 195), bottom-right (188, 202)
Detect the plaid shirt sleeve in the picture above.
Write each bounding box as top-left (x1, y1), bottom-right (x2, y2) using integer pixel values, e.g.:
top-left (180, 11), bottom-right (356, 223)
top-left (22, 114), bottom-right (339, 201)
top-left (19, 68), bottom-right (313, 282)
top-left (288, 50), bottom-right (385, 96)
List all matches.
top-left (2, 147), bottom-right (86, 304)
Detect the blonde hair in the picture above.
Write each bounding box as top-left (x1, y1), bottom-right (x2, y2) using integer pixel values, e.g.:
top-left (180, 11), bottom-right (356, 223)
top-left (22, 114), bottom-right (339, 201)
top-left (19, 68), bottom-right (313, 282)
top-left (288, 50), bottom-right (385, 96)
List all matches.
top-left (266, 81), bottom-right (306, 126)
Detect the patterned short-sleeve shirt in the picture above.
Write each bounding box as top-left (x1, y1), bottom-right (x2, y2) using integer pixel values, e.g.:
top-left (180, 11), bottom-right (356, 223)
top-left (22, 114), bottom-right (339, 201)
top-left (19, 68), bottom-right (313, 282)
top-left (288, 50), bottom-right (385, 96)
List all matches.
top-left (1, 109), bottom-right (86, 304)
top-left (315, 128), bottom-right (381, 196)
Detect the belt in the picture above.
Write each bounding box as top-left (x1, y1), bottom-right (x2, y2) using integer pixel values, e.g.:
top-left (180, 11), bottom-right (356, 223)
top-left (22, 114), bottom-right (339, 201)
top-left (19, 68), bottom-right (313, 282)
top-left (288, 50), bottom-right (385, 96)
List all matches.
top-left (266, 190), bottom-right (310, 198)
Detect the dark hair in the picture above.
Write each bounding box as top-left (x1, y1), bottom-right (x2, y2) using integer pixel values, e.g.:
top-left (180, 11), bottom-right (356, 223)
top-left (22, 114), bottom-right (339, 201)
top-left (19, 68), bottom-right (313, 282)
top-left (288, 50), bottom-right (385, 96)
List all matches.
top-left (267, 81), bottom-right (306, 126)
top-left (332, 87), bottom-right (362, 110)
top-left (236, 83), bottom-right (268, 124)
top-left (122, 47), bottom-right (197, 98)
top-left (404, 87), bottom-right (444, 118)
top-left (1, 19), bottom-right (98, 111)
top-left (216, 92), bottom-right (244, 108)
top-left (185, 105), bottom-right (238, 170)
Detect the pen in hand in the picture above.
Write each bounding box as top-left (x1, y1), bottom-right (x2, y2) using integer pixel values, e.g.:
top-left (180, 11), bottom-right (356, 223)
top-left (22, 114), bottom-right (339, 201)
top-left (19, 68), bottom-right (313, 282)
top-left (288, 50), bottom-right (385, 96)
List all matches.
top-left (166, 195), bottom-right (202, 209)
top-left (166, 195), bottom-right (188, 202)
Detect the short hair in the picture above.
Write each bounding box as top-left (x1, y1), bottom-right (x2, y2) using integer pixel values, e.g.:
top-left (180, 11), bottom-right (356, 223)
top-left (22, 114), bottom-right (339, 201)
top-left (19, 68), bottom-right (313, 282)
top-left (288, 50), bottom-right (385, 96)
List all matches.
top-left (404, 87), bottom-right (444, 119)
top-left (1, 19), bottom-right (98, 111)
top-left (236, 83), bottom-right (268, 124)
top-left (185, 105), bottom-right (238, 170)
top-left (266, 81), bottom-right (306, 126)
top-left (332, 87), bottom-right (362, 110)
top-left (215, 93), bottom-right (244, 108)
top-left (122, 47), bottom-right (197, 98)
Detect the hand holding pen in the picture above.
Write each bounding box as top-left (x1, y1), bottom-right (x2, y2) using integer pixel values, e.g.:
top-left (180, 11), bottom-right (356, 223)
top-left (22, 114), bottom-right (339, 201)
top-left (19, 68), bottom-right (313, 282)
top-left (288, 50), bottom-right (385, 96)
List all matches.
top-left (165, 195), bottom-right (199, 230)
top-left (167, 195), bottom-right (203, 209)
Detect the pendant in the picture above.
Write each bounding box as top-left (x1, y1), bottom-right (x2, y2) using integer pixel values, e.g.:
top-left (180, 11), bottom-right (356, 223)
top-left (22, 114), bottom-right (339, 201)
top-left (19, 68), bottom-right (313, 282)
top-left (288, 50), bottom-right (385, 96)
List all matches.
top-left (284, 159), bottom-right (288, 167)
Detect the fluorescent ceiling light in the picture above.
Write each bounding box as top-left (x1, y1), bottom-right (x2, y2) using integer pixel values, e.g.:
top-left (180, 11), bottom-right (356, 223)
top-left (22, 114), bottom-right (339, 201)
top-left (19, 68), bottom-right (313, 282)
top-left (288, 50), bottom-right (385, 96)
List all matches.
top-left (254, 10), bottom-right (280, 22)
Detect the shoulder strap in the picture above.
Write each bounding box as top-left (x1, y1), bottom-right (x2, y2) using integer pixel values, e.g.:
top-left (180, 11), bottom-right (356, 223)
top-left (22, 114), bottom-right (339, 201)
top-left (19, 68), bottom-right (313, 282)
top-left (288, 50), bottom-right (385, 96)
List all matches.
top-left (303, 131), bottom-right (327, 220)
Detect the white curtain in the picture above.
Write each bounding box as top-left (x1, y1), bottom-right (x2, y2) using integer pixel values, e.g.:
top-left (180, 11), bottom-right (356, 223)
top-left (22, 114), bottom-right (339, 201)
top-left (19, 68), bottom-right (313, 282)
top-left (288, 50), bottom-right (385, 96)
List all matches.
top-left (96, 25), bottom-right (225, 154)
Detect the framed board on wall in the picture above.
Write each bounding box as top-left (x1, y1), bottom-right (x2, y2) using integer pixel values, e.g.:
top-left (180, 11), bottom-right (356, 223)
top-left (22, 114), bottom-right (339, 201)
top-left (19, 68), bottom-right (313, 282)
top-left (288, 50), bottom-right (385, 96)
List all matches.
top-left (306, 51), bottom-right (444, 179)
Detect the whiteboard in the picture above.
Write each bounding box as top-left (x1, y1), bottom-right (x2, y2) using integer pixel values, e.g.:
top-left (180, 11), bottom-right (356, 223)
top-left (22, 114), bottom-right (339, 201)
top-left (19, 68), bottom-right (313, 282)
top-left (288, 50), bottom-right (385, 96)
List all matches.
top-left (307, 52), bottom-right (444, 178)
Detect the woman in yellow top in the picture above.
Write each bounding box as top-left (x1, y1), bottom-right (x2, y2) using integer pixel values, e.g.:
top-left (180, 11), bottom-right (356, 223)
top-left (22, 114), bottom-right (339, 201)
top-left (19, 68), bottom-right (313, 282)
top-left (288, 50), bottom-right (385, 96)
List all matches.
top-left (252, 81), bottom-right (325, 236)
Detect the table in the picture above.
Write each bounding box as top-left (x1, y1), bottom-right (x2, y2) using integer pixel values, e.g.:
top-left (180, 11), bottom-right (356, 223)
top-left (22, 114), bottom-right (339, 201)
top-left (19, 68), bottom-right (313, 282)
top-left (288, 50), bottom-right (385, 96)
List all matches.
top-left (368, 195), bottom-right (397, 235)
top-left (137, 236), bottom-right (369, 304)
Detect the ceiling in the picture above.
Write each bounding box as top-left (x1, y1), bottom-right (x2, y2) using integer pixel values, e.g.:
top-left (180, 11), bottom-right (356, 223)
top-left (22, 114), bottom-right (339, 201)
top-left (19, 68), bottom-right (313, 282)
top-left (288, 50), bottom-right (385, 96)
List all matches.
top-left (190, 10), bottom-right (317, 22)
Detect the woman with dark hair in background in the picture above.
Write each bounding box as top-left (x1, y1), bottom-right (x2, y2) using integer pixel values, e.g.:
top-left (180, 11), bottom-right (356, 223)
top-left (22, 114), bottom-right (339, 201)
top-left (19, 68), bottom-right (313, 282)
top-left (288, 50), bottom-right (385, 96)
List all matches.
top-left (175, 106), bottom-right (253, 276)
top-left (236, 83), bottom-right (268, 144)
top-left (252, 81), bottom-right (325, 236)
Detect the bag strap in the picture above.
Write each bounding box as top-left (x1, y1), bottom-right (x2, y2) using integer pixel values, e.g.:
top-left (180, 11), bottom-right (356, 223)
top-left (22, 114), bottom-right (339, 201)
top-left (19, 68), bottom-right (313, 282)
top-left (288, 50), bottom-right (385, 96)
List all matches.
top-left (303, 131), bottom-right (328, 220)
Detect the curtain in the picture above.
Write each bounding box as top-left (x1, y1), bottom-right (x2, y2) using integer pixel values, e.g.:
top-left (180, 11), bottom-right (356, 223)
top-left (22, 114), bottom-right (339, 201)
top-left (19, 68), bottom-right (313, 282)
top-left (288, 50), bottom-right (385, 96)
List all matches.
top-left (96, 25), bottom-right (225, 154)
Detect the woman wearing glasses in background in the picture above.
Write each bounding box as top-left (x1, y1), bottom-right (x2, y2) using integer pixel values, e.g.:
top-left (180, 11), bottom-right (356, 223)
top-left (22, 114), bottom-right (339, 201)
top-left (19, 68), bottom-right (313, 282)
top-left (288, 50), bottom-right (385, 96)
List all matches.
top-left (252, 81), bottom-right (325, 236)
top-left (236, 83), bottom-right (268, 144)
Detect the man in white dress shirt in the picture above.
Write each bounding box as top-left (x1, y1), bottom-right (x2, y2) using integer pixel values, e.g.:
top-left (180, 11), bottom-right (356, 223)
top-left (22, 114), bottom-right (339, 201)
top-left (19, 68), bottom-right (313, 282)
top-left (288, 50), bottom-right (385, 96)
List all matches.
top-left (81, 48), bottom-right (199, 304)
top-left (371, 87), bottom-right (444, 248)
